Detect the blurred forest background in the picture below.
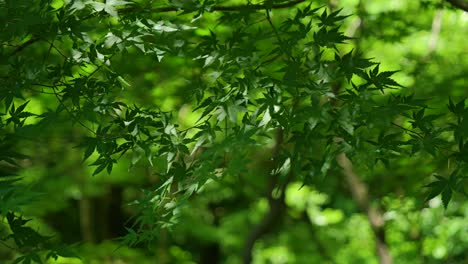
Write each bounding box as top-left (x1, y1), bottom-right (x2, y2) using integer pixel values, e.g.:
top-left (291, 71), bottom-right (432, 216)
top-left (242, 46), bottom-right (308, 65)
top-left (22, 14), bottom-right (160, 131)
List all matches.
top-left (0, 0), bottom-right (467, 263)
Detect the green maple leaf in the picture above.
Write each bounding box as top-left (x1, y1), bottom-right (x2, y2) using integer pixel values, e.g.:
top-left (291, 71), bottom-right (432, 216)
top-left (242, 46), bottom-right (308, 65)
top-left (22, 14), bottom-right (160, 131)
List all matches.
top-left (90, 0), bottom-right (131, 17)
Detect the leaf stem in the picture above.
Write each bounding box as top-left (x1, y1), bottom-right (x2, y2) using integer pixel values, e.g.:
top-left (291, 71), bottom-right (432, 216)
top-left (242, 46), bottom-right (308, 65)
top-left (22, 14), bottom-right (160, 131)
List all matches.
top-left (391, 122), bottom-right (424, 138)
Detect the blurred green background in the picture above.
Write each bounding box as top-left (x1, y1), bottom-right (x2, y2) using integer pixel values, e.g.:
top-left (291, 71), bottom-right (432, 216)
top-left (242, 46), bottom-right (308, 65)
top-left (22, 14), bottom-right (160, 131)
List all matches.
top-left (1, 0), bottom-right (467, 263)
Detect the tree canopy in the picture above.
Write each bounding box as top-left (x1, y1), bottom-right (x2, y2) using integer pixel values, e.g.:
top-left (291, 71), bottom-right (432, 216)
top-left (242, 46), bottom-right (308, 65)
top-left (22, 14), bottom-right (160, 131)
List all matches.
top-left (0, 0), bottom-right (467, 263)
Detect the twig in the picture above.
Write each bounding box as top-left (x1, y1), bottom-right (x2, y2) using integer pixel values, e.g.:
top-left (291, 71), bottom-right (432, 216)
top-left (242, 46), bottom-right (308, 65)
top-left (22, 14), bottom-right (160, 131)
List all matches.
top-left (0, 240), bottom-right (17, 251)
top-left (49, 41), bottom-right (68, 59)
top-left (32, 82), bottom-right (61, 88)
top-left (31, 82), bottom-right (66, 94)
top-left (391, 122), bottom-right (424, 138)
top-left (29, 88), bottom-right (59, 95)
top-left (88, 53), bottom-right (115, 79)
top-left (51, 86), bottom-right (96, 135)
top-left (265, 9), bottom-right (282, 42)
top-left (250, 9), bottom-right (288, 72)
top-left (9, 36), bottom-right (40, 56)
top-left (254, 53), bottom-right (282, 71)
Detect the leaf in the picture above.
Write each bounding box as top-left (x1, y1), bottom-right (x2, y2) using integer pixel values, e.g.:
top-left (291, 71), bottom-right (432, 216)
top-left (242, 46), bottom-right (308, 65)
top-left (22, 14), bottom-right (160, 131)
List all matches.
top-left (106, 162), bottom-right (113, 174)
top-left (131, 146), bottom-right (144, 166)
top-left (191, 134), bottom-right (207, 155)
top-left (92, 163), bottom-right (107, 176)
top-left (15, 100), bottom-right (30, 113)
top-left (81, 138), bottom-right (96, 162)
top-left (152, 21), bottom-right (179, 33)
top-left (90, 0), bottom-right (131, 17)
top-left (314, 26), bottom-right (352, 48)
top-left (12, 256), bottom-right (26, 264)
top-left (117, 76), bottom-right (131, 88)
top-left (318, 8), bottom-right (352, 27)
top-left (441, 187), bottom-right (452, 209)
top-left (259, 108), bottom-right (271, 127)
top-left (213, 106), bottom-right (227, 123)
top-left (425, 181), bottom-right (444, 202)
top-left (30, 254), bottom-right (42, 264)
top-left (54, 246), bottom-right (81, 259)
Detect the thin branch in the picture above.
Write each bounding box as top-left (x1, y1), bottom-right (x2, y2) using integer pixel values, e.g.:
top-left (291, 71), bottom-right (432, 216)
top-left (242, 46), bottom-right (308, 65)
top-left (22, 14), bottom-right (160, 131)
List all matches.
top-left (29, 88), bottom-right (59, 95)
top-left (265, 9), bottom-right (284, 46)
top-left (88, 53), bottom-right (115, 79)
top-left (47, 40), bottom-right (68, 59)
top-left (254, 53), bottom-right (282, 71)
top-left (9, 36), bottom-right (40, 56)
top-left (51, 86), bottom-right (96, 135)
top-left (32, 82), bottom-right (61, 88)
top-left (252, 8), bottom-right (289, 72)
top-left (0, 240), bottom-right (17, 251)
top-left (216, 0), bottom-right (306, 11)
top-left (391, 122), bottom-right (424, 138)
top-left (445, 0), bottom-right (468, 12)
top-left (31, 83), bottom-right (67, 94)
top-left (43, 38), bottom-right (55, 65)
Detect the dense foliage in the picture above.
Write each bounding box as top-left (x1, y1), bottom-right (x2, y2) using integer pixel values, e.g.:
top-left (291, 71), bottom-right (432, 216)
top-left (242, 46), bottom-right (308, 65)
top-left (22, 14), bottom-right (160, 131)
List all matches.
top-left (1, 0), bottom-right (467, 263)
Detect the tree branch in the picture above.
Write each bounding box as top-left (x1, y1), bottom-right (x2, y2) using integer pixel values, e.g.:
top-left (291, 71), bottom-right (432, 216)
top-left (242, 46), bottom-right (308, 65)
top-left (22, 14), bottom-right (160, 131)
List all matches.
top-left (428, 9), bottom-right (443, 55)
top-left (121, 0), bottom-right (307, 15)
top-left (242, 129), bottom-right (292, 264)
top-left (213, 0), bottom-right (306, 11)
top-left (445, 0), bottom-right (468, 12)
top-left (337, 153), bottom-right (393, 264)
top-left (305, 217), bottom-right (338, 264)
top-left (242, 193), bottom-right (285, 264)
top-left (10, 1), bottom-right (308, 56)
